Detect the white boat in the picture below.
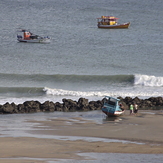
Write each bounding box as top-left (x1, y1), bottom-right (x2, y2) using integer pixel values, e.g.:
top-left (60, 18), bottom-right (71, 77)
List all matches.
top-left (17, 29), bottom-right (50, 43)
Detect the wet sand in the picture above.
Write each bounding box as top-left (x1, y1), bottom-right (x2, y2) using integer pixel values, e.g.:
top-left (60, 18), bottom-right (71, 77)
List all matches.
top-left (0, 110), bottom-right (163, 163)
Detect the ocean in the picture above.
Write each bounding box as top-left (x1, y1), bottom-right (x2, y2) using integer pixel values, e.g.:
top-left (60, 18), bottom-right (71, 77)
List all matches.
top-left (0, 0), bottom-right (163, 105)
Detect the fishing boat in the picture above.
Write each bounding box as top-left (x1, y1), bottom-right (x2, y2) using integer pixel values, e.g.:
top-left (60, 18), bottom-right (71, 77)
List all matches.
top-left (97, 16), bottom-right (130, 29)
top-left (102, 96), bottom-right (125, 117)
top-left (17, 29), bottom-right (50, 43)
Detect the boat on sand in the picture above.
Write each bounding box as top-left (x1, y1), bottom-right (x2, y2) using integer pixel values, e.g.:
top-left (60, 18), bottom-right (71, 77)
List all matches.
top-left (102, 96), bottom-right (125, 116)
top-left (97, 16), bottom-right (130, 29)
top-left (17, 29), bottom-right (50, 43)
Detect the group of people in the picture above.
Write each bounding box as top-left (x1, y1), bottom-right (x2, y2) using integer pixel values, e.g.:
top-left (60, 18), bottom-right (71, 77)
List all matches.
top-left (119, 102), bottom-right (139, 115)
top-left (129, 103), bottom-right (138, 115)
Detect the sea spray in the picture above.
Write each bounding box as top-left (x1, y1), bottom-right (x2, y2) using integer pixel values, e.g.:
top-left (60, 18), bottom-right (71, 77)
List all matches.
top-left (134, 74), bottom-right (163, 87)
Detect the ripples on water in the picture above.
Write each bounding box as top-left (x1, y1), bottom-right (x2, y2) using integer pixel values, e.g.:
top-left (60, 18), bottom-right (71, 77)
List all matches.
top-left (0, 1), bottom-right (163, 104)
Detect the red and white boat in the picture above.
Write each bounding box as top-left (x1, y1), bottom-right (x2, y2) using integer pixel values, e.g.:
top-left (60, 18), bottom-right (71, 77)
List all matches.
top-left (17, 29), bottom-right (50, 43)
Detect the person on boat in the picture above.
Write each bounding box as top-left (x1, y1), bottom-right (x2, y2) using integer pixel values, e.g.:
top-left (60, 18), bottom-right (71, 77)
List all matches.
top-left (134, 103), bottom-right (138, 115)
top-left (129, 104), bottom-right (134, 115)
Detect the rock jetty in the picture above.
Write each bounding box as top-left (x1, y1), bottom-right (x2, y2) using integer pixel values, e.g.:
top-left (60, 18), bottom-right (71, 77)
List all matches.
top-left (0, 96), bottom-right (163, 114)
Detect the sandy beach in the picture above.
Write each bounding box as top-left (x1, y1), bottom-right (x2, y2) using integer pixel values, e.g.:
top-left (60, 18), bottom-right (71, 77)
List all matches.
top-left (0, 110), bottom-right (163, 163)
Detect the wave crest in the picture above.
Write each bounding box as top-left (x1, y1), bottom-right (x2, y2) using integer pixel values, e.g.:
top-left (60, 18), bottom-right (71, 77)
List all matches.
top-left (134, 74), bottom-right (163, 87)
top-left (43, 87), bottom-right (163, 98)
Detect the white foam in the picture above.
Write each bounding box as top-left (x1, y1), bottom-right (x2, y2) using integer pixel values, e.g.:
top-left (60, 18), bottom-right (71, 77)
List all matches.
top-left (134, 74), bottom-right (163, 87)
top-left (43, 87), bottom-right (104, 97)
top-left (43, 87), bottom-right (163, 99)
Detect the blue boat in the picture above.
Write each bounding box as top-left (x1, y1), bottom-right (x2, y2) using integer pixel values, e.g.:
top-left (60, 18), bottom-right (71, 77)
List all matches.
top-left (102, 96), bottom-right (124, 116)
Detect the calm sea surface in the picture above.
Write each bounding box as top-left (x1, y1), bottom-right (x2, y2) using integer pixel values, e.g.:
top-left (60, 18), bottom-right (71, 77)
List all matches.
top-left (0, 0), bottom-right (163, 104)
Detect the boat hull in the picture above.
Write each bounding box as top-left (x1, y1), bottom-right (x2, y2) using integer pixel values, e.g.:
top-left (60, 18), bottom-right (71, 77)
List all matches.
top-left (98, 22), bottom-right (130, 29)
top-left (102, 110), bottom-right (124, 117)
top-left (18, 38), bottom-right (50, 43)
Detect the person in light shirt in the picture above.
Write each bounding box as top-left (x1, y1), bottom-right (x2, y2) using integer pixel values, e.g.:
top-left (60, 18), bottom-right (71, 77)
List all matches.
top-left (134, 103), bottom-right (138, 115)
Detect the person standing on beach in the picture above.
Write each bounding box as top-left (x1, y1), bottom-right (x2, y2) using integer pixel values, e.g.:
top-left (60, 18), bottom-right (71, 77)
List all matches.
top-left (129, 104), bottom-right (134, 115)
top-left (134, 103), bottom-right (138, 115)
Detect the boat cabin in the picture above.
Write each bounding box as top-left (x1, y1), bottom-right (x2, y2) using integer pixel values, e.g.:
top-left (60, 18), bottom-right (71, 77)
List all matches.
top-left (29, 35), bottom-right (39, 39)
top-left (17, 29), bottom-right (41, 40)
top-left (103, 96), bottom-right (120, 109)
top-left (24, 31), bottom-right (31, 39)
top-left (97, 16), bottom-right (119, 25)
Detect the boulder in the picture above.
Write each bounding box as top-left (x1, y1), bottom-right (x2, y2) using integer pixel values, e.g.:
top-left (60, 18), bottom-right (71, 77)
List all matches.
top-left (1, 102), bottom-right (15, 114)
top-left (133, 97), bottom-right (141, 105)
top-left (89, 100), bottom-right (103, 110)
top-left (23, 101), bottom-right (41, 113)
top-left (77, 98), bottom-right (89, 111)
top-left (62, 99), bottom-right (78, 111)
top-left (0, 104), bottom-right (3, 114)
top-left (17, 104), bottom-right (25, 113)
top-left (54, 102), bottom-right (63, 111)
top-left (40, 101), bottom-right (55, 112)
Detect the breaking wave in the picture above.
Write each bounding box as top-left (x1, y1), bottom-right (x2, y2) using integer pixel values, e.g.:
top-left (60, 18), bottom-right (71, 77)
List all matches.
top-left (134, 74), bottom-right (163, 87)
top-left (43, 87), bottom-right (163, 98)
top-left (0, 74), bottom-right (163, 100)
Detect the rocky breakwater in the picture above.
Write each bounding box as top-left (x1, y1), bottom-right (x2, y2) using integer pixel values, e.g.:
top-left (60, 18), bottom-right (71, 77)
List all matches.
top-left (0, 96), bottom-right (163, 114)
top-left (120, 96), bottom-right (163, 110)
top-left (0, 98), bottom-right (103, 114)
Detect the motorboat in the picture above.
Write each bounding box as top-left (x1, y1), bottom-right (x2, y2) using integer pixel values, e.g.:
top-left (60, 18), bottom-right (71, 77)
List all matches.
top-left (102, 96), bottom-right (125, 116)
top-left (17, 29), bottom-right (50, 43)
top-left (97, 16), bottom-right (130, 29)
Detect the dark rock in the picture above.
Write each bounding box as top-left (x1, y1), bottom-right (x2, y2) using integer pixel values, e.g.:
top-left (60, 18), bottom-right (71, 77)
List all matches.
top-left (17, 104), bottom-right (25, 113)
top-left (11, 102), bottom-right (18, 113)
top-left (89, 100), bottom-right (103, 110)
top-left (62, 98), bottom-right (78, 111)
top-left (23, 101), bottom-right (41, 113)
top-left (55, 102), bottom-right (63, 111)
top-left (77, 98), bottom-right (89, 111)
top-left (40, 101), bottom-right (55, 112)
top-left (133, 97), bottom-right (141, 105)
top-left (1, 102), bottom-right (15, 114)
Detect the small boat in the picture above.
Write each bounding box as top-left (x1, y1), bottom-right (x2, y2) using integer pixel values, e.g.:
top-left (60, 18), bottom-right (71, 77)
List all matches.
top-left (17, 29), bottom-right (50, 43)
top-left (97, 16), bottom-right (130, 29)
top-left (102, 96), bottom-right (125, 117)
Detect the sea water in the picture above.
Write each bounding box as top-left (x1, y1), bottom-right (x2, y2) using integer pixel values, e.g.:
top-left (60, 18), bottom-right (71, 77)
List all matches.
top-left (0, 0), bottom-right (163, 105)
